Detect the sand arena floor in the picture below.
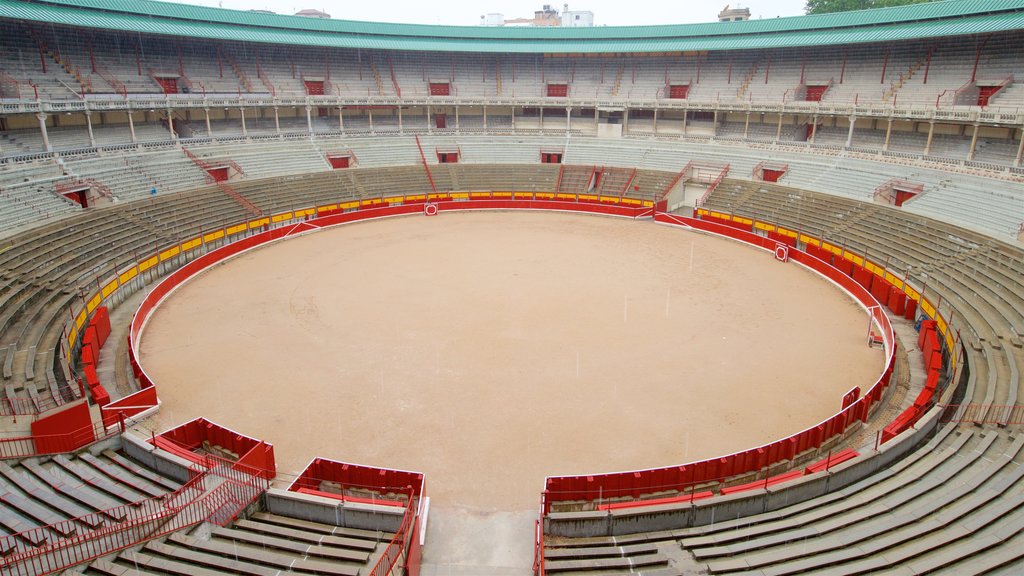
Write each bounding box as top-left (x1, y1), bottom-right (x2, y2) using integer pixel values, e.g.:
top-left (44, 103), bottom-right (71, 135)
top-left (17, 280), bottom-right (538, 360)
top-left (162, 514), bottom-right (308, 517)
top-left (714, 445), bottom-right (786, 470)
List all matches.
top-left (139, 211), bottom-right (883, 512)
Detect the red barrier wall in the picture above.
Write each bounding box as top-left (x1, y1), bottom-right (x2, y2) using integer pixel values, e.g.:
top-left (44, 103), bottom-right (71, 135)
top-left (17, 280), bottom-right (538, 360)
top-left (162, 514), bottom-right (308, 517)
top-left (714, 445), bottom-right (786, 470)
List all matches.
top-left (101, 387), bottom-right (159, 428)
top-left (30, 401), bottom-right (95, 454)
top-left (290, 457), bottom-right (425, 498)
top-left (543, 214), bottom-right (898, 509)
top-left (151, 417), bottom-right (276, 479)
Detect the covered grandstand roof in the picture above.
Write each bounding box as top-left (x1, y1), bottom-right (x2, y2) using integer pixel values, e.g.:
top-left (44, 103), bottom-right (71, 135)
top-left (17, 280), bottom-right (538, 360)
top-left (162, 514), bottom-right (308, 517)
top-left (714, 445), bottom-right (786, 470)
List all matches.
top-left (1, 0), bottom-right (1023, 53)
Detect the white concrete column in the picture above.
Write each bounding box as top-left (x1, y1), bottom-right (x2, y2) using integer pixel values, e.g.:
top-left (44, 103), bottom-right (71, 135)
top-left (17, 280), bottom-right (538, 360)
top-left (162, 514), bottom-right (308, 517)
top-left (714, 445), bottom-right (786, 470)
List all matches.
top-left (36, 113), bottom-right (51, 152)
top-left (775, 113), bottom-right (783, 142)
top-left (482, 105), bottom-right (487, 130)
top-left (809, 115), bottom-right (818, 143)
top-left (167, 109), bottom-right (176, 139)
top-left (305, 105), bottom-right (313, 136)
top-left (653, 108), bottom-right (658, 133)
top-left (967, 123), bottom-right (980, 161)
top-left (512, 107), bottom-right (516, 131)
top-left (205, 108), bottom-right (213, 137)
top-left (397, 106), bottom-right (402, 133)
top-left (127, 110), bottom-right (137, 143)
top-left (1015, 126), bottom-right (1023, 167)
top-left (85, 112), bottom-right (96, 147)
top-left (883, 118), bottom-right (893, 151)
top-left (924, 121), bottom-right (936, 156)
top-left (426, 105), bottom-right (431, 132)
top-left (239, 108), bottom-right (247, 137)
top-left (455, 105), bottom-right (460, 132)
top-left (339, 107), bottom-right (344, 134)
top-left (368, 108), bottom-right (374, 133)
top-left (845, 115), bottom-right (856, 147)
top-left (565, 106), bottom-right (571, 133)
top-left (743, 112), bottom-right (750, 139)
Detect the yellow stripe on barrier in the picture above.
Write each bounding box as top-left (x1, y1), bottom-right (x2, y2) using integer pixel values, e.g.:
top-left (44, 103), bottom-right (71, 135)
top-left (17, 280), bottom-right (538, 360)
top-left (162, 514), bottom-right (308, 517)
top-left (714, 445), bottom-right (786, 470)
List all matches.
top-left (226, 224), bottom-right (247, 235)
top-left (271, 212), bottom-right (293, 223)
top-left (159, 246), bottom-right (181, 261)
top-left (514, 192), bottom-right (533, 199)
top-left (556, 194), bottom-right (577, 201)
top-left (536, 193), bottom-right (555, 199)
top-left (384, 196), bottom-right (404, 204)
top-left (428, 193), bottom-right (450, 201)
top-left (920, 299), bottom-right (936, 319)
top-left (470, 192), bottom-right (491, 199)
top-left (904, 285), bottom-right (920, 301)
top-left (405, 195), bottom-right (427, 202)
top-left (317, 204), bottom-right (338, 213)
top-left (248, 218), bottom-right (270, 229)
top-left (800, 235), bottom-right (820, 247)
top-left (76, 309), bottom-right (87, 330)
top-left (340, 201), bottom-right (360, 210)
top-left (777, 228), bottom-right (798, 238)
top-left (449, 193), bottom-right (469, 200)
top-left (492, 192), bottom-right (513, 198)
top-left (101, 280), bottom-right (118, 299)
top-left (119, 267), bottom-right (138, 285)
top-left (734, 216), bottom-right (753, 225)
top-left (182, 238), bottom-right (202, 252)
top-left (936, 315), bottom-right (948, 335)
top-left (754, 221), bottom-right (773, 231)
top-left (885, 273), bottom-right (903, 290)
top-left (139, 255), bottom-right (159, 273)
top-left (577, 194), bottom-right (598, 201)
top-left (621, 198), bottom-right (640, 206)
top-left (67, 325), bottom-right (77, 349)
top-left (294, 209), bottom-right (315, 218)
top-left (203, 231), bottom-right (224, 244)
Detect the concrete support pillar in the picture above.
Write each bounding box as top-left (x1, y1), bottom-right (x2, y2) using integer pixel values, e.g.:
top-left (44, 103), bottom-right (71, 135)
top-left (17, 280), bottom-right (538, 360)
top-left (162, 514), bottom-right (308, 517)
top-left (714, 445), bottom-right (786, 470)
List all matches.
top-left (127, 110), bottom-right (137, 143)
top-left (539, 106), bottom-right (544, 131)
top-left (653, 108), bottom-right (658, 133)
top-left (809, 115), bottom-right (818, 143)
top-left (682, 111), bottom-right (689, 136)
top-left (85, 112), bottom-right (96, 147)
top-left (397, 106), bottom-right (402, 133)
top-left (623, 108), bottom-right (629, 135)
top-left (1015, 126), bottom-right (1024, 167)
top-left (924, 121), bottom-right (936, 156)
top-left (36, 113), bottom-right (51, 152)
top-left (712, 110), bottom-right (718, 138)
top-left (455, 105), bottom-right (460, 132)
top-left (967, 123), bottom-right (980, 161)
top-left (368, 108), bottom-right (374, 133)
top-left (167, 110), bottom-right (176, 139)
top-left (775, 113), bottom-right (783, 142)
top-left (743, 112), bottom-right (750, 139)
top-left (305, 105), bottom-right (313, 136)
top-left (482, 105), bottom-right (487, 130)
top-left (339, 107), bottom-right (344, 134)
top-left (206, 108), bottom-right (213, 137)
top-left (239, 108), bottom-right (247, 137)
top-left (427, 105), bottom-right (431, 132)
top-left (594, 107), bottom-right (599, 130)
top-left (883, 118), bottom-right (893, 151)
top-left (565, 106), bottom-right (571, 134)
top-left (845, 115), bottom-right (856, 147)
top-left (512, 106), bottom-right (516, 131)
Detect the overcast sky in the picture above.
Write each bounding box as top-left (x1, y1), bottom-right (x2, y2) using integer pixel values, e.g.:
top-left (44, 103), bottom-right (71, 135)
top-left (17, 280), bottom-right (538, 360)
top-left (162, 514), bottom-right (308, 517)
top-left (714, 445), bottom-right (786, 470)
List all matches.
top-left (170, 0), bottom-right (810, 26)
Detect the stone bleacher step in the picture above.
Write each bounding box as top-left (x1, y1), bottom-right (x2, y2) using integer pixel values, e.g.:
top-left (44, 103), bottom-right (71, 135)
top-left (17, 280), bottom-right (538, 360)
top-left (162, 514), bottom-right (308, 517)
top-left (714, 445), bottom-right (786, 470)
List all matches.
top-left (167, 531), bottom-right (360, 576)
top-left (210, 525), bottom-right (371, 563)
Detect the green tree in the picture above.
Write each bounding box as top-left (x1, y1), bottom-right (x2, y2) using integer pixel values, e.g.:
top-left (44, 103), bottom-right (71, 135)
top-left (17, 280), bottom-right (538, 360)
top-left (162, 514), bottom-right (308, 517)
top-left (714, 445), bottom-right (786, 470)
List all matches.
top-left (805, 0), bottom-right (936, 15)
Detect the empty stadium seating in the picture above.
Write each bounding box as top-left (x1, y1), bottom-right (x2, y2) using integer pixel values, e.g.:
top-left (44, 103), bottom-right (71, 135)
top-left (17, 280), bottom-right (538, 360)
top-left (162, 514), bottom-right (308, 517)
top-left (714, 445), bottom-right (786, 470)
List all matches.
top-left (0, 1), bottom-right (1022, 573)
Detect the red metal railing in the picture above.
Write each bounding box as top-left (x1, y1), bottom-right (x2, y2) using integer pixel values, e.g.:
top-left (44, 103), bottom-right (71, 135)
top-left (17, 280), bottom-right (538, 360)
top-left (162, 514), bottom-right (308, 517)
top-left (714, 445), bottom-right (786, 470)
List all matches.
top-left (93, 62), bottom-right (127, 97)
top-left (0, 467), bottom-right (208, 576)
top-left (694, 164), bottom-right (731, 208)
top-left (367, 488), bottom-right (417, 576)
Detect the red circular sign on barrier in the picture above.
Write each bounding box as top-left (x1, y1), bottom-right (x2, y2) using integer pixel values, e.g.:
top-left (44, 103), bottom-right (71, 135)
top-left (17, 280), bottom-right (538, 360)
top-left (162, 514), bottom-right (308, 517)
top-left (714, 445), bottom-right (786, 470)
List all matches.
top-left (774, 244), bottom-right (789, 262)
top-left (424, 203), bottom-right (438, 216)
